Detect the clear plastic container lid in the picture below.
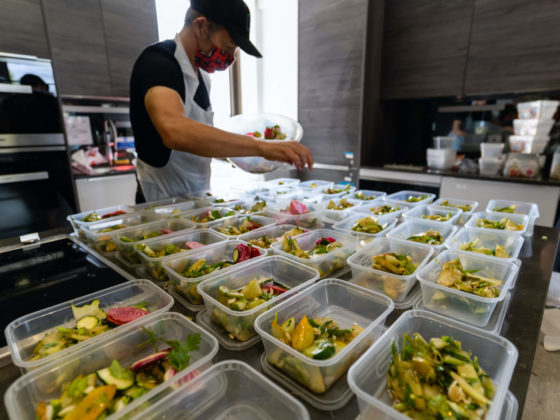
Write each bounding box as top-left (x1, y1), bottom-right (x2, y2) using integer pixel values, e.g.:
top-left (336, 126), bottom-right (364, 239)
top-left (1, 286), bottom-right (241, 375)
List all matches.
top-left (255, 279), bottom-right (394, 394)
top-left (403, 204), bottom-right (462, 225)
top-left (5, 312), bottom-right (219, 420)
top-left (162, 240), bottom-right (266, 306)
top-left (465, 211), bottom-right (530, 235)
top-left (386, 190), bottom-right (436, 207)
top-left (136, 229), bottom-right (229, 282)
top-left (446, 227), bottom-right (524, 263)
top-left (298, 179), bottom-right (334, 192)
top-left (5, 279), bottom-right (175, 371)
top-left (238, 224), bottom-right (309, 249)
top-left (177, 206), bottom-right (238, 228)
top-left (265, 201), bottom-right (325, 229)
top-left (197, 255), bottom-right (320, 343)
top-left (332, 212), bottom-right (398, 246)
top-left (132, 197), bottom-right (188, 211)
top-left (67, 204), bottom-right (136, 232)
top-left (347, 309), bottom-right (518, 420)
top-left (134, 360), bottom-right (310, 420)
top-left (209, 215), bottom-right (278, 239)
top-left (386, 219), bottom-right (458, 252)
top-left (270, 228), bottom-right (359, 278)
top-left (352, 190), bottom-right (387, 201)
top-left (416, 249), bottom-right (519, 327)
top-left (352, 197), bottom-right (411, 219)
top-left (347, 237), bottom-right (434, 302)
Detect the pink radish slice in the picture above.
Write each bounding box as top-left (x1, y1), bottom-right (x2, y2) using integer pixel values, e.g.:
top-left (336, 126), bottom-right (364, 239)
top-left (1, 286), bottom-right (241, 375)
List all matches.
top-left (130, 350), bottom-right (169, 370)
top-left (314, 237), bottom-right (336, 246)
top-left (164, 366), bottom-right (178, 382)
top-left (289, 200), bottom-right (309, 215)
top-left (106, 307), bottom-right (149, 326)
top-left (170, 369), bottom-right (202, 391)
top-left (186, 241), bottom-right (205, 249)
top-left (160, 228), bottom-right (174, 235)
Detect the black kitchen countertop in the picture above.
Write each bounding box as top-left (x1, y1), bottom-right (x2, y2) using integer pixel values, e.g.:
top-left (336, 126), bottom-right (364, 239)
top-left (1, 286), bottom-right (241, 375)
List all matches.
top-left (0, 226), bottom-right (557, 419)
top-left (362, 165), bottom-right (560, 187)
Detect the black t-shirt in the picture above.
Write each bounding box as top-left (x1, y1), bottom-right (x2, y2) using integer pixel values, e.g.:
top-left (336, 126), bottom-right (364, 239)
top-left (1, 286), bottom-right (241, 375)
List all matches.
top-left (130, 40), bottom-right (210, 168)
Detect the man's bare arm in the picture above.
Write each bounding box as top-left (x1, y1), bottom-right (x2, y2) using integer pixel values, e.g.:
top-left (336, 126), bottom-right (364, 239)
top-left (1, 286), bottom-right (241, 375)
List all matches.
top-left (145, 86), bottom-right (313, 170)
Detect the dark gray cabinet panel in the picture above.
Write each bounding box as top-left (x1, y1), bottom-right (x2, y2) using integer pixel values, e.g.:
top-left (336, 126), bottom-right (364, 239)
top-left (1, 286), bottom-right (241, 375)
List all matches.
top-left (381, 0), bottom-right (473, 99)
top-left (101, 0), bottom-right (158, 97)
top-left (0, 0), bottom-right (50, 58)
top-left (465, 0), bottom-right (560, 95)
top-left (298, 0), bottom-right (368, 166)
top-left (42, 0), bottom-right (112, 96)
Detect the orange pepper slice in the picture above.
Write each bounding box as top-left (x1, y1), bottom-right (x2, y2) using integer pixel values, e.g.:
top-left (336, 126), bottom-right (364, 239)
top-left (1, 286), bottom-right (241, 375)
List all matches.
top-left (63, 385), bottom-right (116, 420)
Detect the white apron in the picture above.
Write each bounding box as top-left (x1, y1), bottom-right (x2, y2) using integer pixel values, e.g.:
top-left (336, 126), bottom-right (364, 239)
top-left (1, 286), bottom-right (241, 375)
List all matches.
top-left (137, 34), bottom-right (213, 201)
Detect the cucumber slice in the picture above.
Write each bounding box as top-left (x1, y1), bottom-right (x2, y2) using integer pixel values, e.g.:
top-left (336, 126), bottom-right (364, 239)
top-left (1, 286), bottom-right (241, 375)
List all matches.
top-left (76, 315), bottom-right (99, 330)
top-left (97, 367), bottom-right (134, 390)
top-left (71, 299), bottom-right (107, 321)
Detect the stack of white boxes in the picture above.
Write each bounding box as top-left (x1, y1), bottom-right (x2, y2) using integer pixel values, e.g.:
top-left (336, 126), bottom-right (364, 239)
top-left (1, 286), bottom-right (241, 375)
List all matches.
top-left (509, 100), bottom-right (559, 153)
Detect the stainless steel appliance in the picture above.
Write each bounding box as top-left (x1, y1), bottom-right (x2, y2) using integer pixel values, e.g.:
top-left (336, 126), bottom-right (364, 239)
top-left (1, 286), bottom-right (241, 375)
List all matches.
top-left (0, 52), bottom-right (75, 239)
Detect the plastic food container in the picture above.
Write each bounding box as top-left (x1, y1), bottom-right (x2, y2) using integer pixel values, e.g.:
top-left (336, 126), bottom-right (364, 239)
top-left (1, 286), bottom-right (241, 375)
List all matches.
top-left (112, 217), bottom-right (195, 264)
top-left (230, 198), bottom-right (269, 215)
top-left (403, 204), bottom-right (462, 225)
top-left (265, 201), bottom-right (324, 229)
top-left (332, 213), bottom-right (398, 246)
top-left (416, 250), bottom-right (519, 326)
top-left (481, 142), bottom-right (505, 158)
top-left (163, 240), bottom-right (266, 307)
top-left (149, 200), bottom-right (198, 218)
top-left (517, 100), bottom-right (559, 120)
top-left (132, 197), bottom-right (187, 211)
top-left (386, 190), bottom-right (436, 207)
top-left (67, 204), bottom-right (135, 236)
top-left (290, 190), bottom-right (325, 205)
top-left (260, 186), bottom-right (298, 201)
top-left (265, 177), bottom-right (301, 188)
top-left (238, 224), bottom-right (309, 249)
top-left (465, 211), bottom-right (530, 236)
top-left (348, 237), bottom-right (434, 302)
top-left (298, 179), bottom-right (334, 192)
top-left (386, 219), bottom-right (457, 252)
top-left (5, 280), bottom-right (174, 372)
top-left (198, 255), bottom-right (319, 342)
top-left (433, 136), bottom-right (456, 149)
top-left (426, 148), bottom-right (456, 170)
top-left (179, 206), bottom-right (238, 229)
top-left (479, 156), bottom-right (505, 176)
top-left (446, 228), bottom-right (524, 263)
top-left (351, 190), bottom-right (387, 201)
top-left (321, 197), bottom-right (363, 224)
top-left (5, 312), bottom-right (218, 420)
top-left (501, 391), bottom-right (519, 420)
top-left (513, 118), bottom-right (554, 136)
top-left (432, 197), bottom-right (479, 225)
top-left (208, 197), bottom-right (245, 208)
top-left (503, 152), bottom-right (540, 178)
top-left (352, 197), bottom-right (411, 220)
top-left (509, 135), bottom-right (549, 154)
top-left (255, 279), bottom-right (393, 394)
top-left (347, 309), bottom-right (518, 420)
top-left (209, 215), bottom-right (277, 239)
top-left (137, 229), bottom-right (229, 282)
top-left (486, 199), bottom-right (540, 237)
top-left (82, 212), bottom-right (162, 255)
top-left (270, 228), bottom-right (358, 278)
top-left (134, 360), bottom-right (310, 420)
top-left (320, 184), bottom-right (356, 199)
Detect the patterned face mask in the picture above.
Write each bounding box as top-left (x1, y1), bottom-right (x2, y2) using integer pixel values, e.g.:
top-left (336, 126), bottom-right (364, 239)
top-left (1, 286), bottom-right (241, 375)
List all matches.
top-left (195, 46), bottom-right (235, 73)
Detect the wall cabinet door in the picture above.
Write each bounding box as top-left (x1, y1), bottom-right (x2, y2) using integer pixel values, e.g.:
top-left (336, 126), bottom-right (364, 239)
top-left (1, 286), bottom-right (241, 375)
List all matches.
top-left (465, 0), bottom-right (560, 95)
top-left (298, 0), bottom-right (368, 167)
top-left (100, 0), bottom-right (159, 98)
top-left (0, 0), bottom-right (50, 58)
top-left (42, 0), bottom-right (112, 96)
top-left (381, 0), bottom-right (473, 99)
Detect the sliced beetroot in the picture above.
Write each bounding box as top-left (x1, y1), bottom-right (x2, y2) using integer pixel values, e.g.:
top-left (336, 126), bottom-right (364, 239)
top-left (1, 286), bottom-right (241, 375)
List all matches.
top-left (163, 366), bottom-right (178, 382)
top-left (160, 228), bottom-right (174, 235)
top-left (186, 241), bottom-right (205, 249)
top-left (170, 369), bottom-right (202, 391)
top-left (130, 350), bottom-right (169, 371)
top-left (106, 307), bottom-right (149, 326)
top-left (249, 246), bottom-right (261, 258)
top-left (233, 244), bottom-right (251, 263)
top-left (289, 200), bottom-right (309, 215)
top-left (314, 237), bottom-right (337, 246)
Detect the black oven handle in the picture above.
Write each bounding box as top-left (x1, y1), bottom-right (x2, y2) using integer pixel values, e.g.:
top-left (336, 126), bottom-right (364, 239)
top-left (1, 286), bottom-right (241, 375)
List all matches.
top-left (0, 172), bottom-right (49, 185)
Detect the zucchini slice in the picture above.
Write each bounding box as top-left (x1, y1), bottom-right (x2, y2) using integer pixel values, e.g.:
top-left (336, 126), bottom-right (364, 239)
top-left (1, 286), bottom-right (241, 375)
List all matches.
top-left (97, 367), bottom-right (134, 390)
top-left (76, 316), bottom-right (99, 330)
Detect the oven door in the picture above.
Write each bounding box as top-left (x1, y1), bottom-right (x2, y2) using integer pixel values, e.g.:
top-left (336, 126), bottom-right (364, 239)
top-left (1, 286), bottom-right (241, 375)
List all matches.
top-left (0, 150), bottom-right (76, 239)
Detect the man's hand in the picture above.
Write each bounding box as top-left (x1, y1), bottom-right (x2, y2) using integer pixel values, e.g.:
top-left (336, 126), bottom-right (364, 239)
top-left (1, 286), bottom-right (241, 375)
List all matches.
top-left (258, 141), bottom-right (314, 171)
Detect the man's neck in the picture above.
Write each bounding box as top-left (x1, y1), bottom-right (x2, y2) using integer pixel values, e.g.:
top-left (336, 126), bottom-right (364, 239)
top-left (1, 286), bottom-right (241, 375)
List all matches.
top-left (179, 27), bottom-right (198, 74)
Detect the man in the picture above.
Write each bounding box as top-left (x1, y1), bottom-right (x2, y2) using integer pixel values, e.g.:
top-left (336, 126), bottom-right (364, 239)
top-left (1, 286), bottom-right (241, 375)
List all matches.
top-left (130, 0), bottom-right (313, 201)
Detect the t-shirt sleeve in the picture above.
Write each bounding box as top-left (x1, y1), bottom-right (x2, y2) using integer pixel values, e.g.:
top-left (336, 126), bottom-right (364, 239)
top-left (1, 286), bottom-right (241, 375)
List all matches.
top-left (131, 50), bottom-right (183, 99)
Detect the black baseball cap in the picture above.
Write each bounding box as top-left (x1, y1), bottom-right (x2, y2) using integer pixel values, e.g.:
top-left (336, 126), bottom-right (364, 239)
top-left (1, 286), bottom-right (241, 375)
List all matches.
top-left (190, 0), bottom-right (262, 58)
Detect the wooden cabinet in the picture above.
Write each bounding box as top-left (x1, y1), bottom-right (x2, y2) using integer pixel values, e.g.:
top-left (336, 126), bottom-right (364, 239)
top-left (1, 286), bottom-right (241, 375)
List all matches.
top-left (465, 0), bottom-right (560, 95)
top-left (0, 0), bottom-right (50, 58)
top-left (100, 0), bottom-right (159, 97)
top-left (381, 0), bottom-right (473, 99)
top-left (298, 0), bottom-right (368, 167)
top-left (42, 0), bottom-right (112, 96)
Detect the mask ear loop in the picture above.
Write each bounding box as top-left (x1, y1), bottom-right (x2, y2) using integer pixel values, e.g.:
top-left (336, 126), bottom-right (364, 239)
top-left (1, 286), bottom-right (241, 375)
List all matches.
top-left (194, 19), bottom-right (214, 57)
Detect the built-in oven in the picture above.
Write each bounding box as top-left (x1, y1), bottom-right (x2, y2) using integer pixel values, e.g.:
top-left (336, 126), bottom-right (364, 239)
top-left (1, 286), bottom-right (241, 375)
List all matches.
top-left (0, 52), bottom-right (76, 240)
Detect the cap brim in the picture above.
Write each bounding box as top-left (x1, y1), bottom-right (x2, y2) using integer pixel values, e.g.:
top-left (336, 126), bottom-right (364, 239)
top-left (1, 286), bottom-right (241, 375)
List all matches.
top-left (230, 31), bottom-right (262, 58)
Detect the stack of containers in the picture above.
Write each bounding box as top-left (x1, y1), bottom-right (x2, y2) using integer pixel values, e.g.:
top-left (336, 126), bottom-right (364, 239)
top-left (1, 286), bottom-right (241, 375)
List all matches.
top-left (510, 100), bottom-right (559, 154)
top-left (479, 142), bottom-right (506, 176)
top-left (426, 136), bottom-right (456, 170)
